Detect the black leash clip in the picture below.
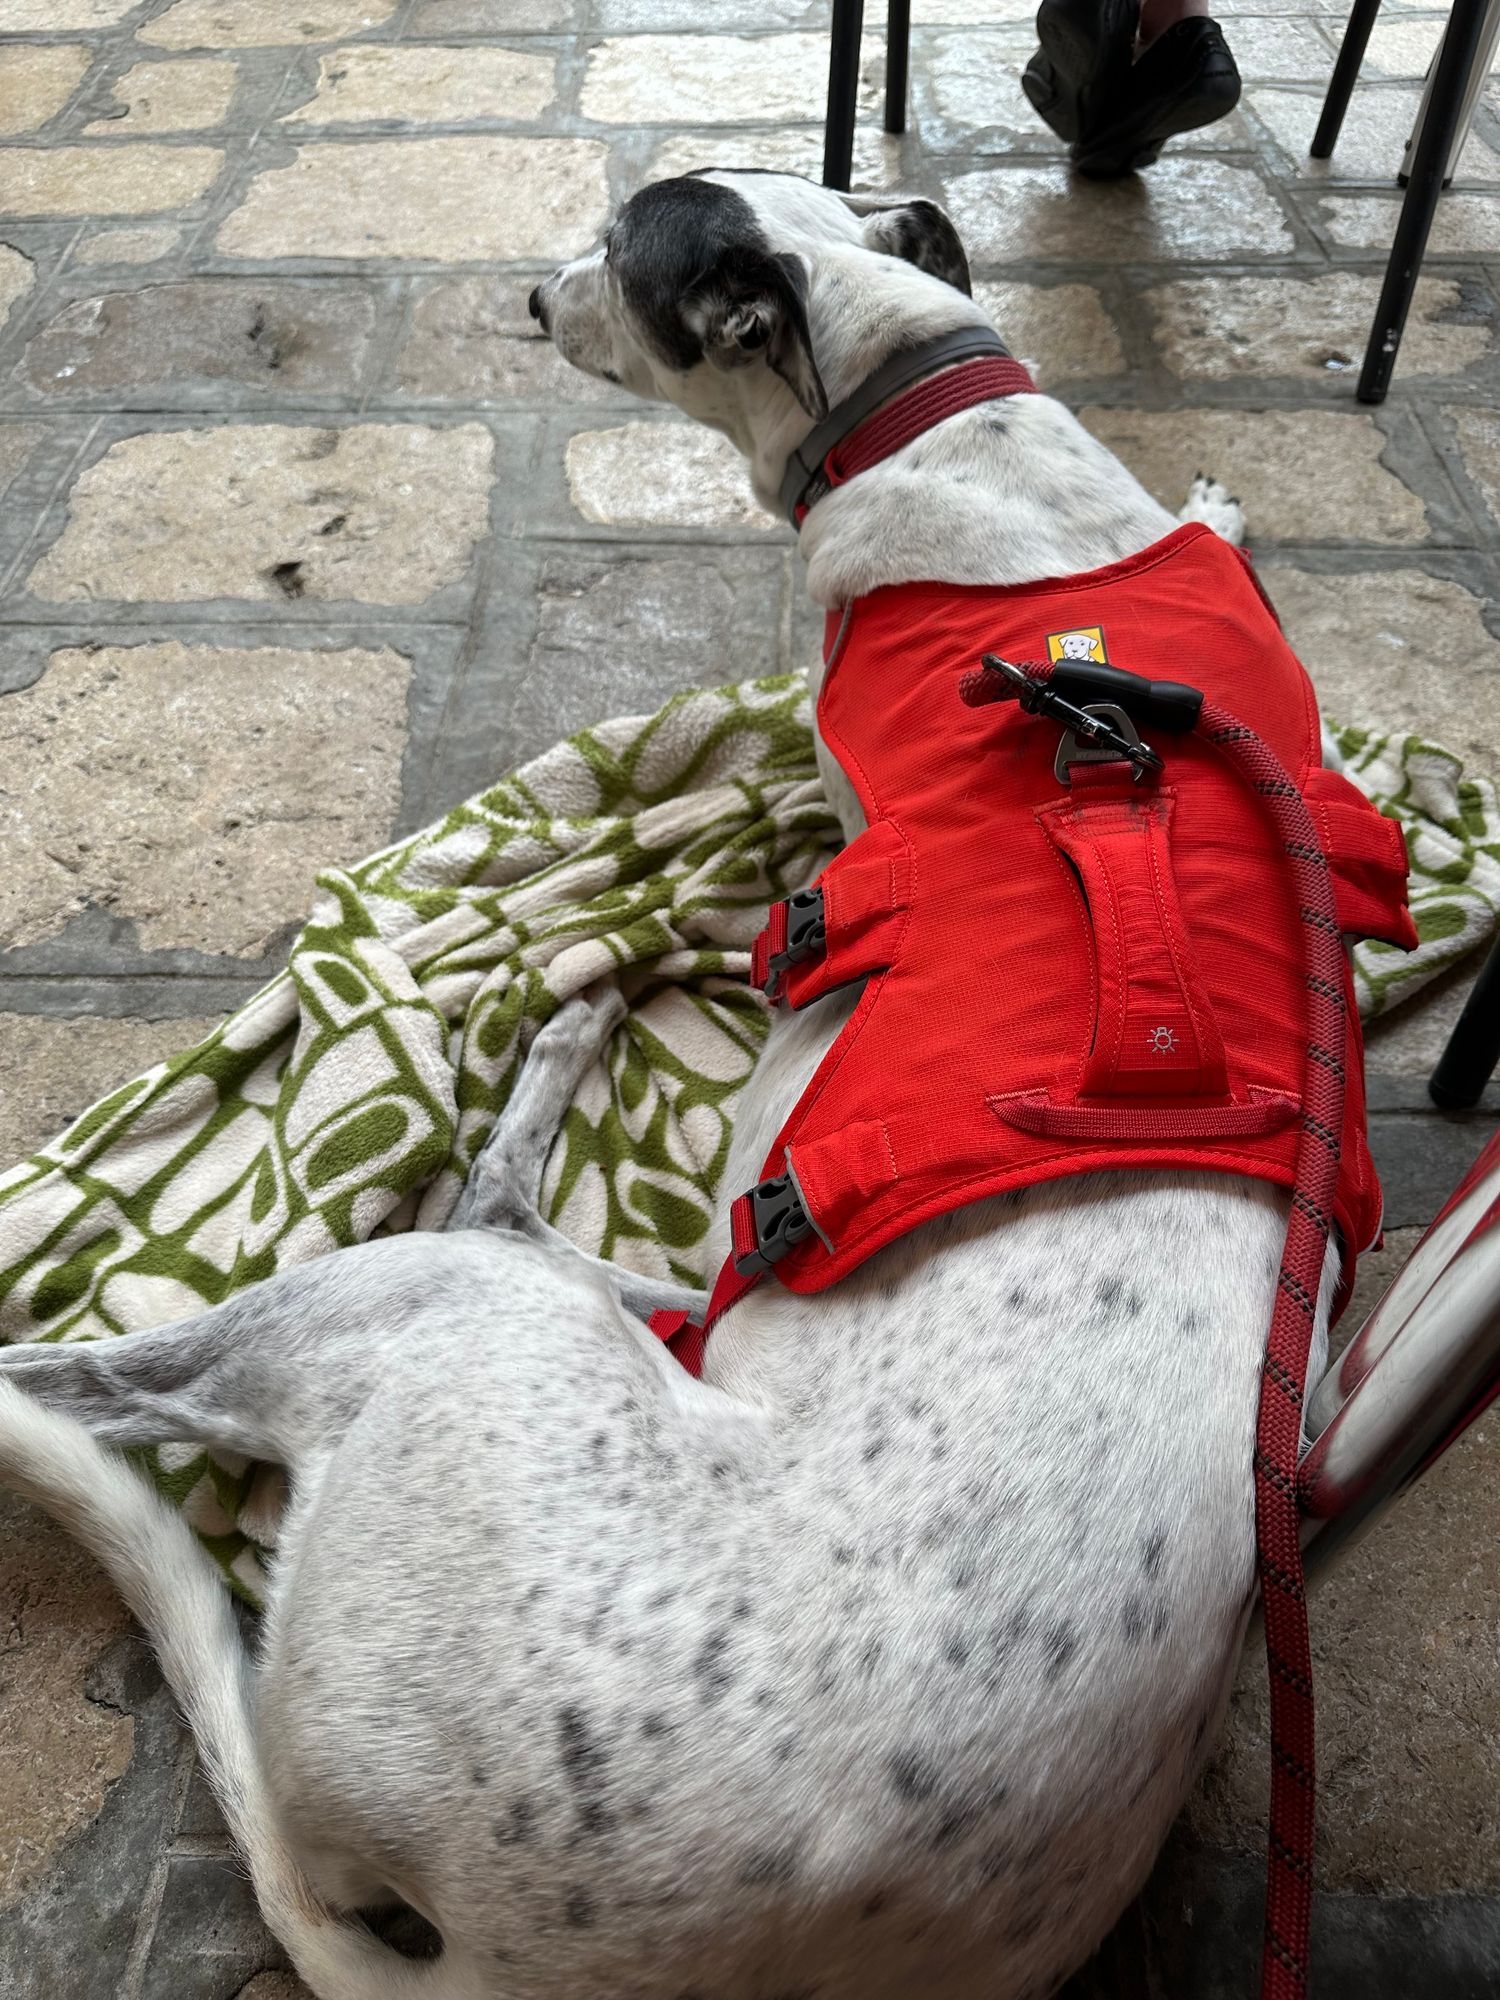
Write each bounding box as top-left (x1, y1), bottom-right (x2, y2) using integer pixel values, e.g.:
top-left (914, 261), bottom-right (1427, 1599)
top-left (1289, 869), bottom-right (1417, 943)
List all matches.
top-left (974, 654), bottom-right (1164, 781)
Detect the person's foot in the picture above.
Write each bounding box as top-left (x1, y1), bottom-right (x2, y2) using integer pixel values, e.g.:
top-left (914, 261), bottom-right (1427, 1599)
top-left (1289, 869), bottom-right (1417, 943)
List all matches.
top-left (1021, 0), bottom-right (1140, 146)
top-left (1071, 15), bottom-right (1241, 176)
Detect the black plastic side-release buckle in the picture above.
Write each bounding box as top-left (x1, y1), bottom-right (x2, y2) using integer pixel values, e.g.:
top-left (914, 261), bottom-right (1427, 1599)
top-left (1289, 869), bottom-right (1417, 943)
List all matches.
top-left (758, 885), bottom-right (827, 996)
top-left (731, 1173), bottom-right (815, 1276)
top-left (780, 887), bottom-right (826, 969)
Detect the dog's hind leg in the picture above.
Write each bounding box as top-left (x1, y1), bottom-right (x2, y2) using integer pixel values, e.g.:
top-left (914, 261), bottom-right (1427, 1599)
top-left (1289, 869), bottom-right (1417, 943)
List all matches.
top-left (0, 1235), bottom-right (449, 1465)
top-left (450, 985), bottom-right (708, 1323)
top-left (447, 984), bottom-right (627, 1236)
top-left (0, 987), bottom-right (703, 1465)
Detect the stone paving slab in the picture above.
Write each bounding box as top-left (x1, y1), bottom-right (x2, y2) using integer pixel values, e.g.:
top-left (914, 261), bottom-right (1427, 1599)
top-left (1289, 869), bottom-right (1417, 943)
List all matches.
top-left (283, 42), bottom-right (560, 126)
top-left (1069, 1841), bottom-right (1500, 1998)
top-left (11, 277), bottom-right (389, 407)
top-left (1, 638), bottom-right (411, 956)
top-left (1315, 187), bottom-right (1500, 256)
top-left (0, 46), bottom-right (95, 136)
top-left (1077, 404), bottom-right (1443, 543)
top-left (1260, 559), bottom-right (1500, 768)
top-left (0, 0), bottom-right (1497, 1991)
top-left (82, 56), bottom-right (242, 136)
top-left (0, 242), bottom-right (33, 325)
top-left (1144, 270), bottom-right (1498, 385)
top-left (0, 415), bottom-right (538, 629)
top-left (71, 222), bottom-right (181, 264)
top-left (443, 537), bottom-right (794, 785)
top-left (0, 1011), bottom-right (219, 1161)
top-left (0, 1494), bottom-right (189, 2000)
top-left (944, 157), bottom-right (1307, 263)
top-left (217, 136), bottom-right (611, 265)
top-left (134, 1853), bottom-right (293, 2000)
top-left (0, 142), bottom-right (229, 219)
top-left (137, 0), bottom-right (401, 48)
top-left (385, 271), bottom-right (625, 407)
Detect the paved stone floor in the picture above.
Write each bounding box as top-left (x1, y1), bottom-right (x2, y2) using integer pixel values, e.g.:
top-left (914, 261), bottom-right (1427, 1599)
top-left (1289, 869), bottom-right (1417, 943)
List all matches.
top-left (0, 0), bottom-right (1497, 1994)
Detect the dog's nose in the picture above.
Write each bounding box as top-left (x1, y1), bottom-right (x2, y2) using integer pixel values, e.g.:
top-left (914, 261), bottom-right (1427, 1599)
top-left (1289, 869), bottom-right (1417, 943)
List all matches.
top-left (528, 284), bottom-right (549, 332)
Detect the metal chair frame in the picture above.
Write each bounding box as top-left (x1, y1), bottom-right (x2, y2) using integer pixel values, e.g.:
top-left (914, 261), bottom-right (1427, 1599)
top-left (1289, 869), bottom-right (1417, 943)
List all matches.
top-left (822, 0), bottom-right (1500, 400)
top-left (1314, 0), bottom-right (1500, 402)
top-left (823, 0), bottom-right (912, 191)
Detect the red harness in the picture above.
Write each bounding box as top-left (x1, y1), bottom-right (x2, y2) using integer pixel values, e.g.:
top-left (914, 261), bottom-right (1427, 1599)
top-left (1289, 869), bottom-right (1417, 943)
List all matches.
top-left (651, 360), bottom-right (1417, 1998)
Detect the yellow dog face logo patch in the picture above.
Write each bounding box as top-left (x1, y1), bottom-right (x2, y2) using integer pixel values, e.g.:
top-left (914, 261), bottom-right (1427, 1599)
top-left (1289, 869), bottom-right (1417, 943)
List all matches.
top-left (1047, 626), bottom-right (1109, 665)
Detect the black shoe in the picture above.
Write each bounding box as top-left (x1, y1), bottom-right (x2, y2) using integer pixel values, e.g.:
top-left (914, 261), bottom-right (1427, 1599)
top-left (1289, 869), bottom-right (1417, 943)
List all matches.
top-left (1021, 0), bottom-right (1140, 146)
top-left (1071, 17), bottom-right (1242, 178)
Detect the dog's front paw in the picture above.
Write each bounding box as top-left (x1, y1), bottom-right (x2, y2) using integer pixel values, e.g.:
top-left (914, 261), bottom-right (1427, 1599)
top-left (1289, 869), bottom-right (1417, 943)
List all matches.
top-left (1178, 471), bottom-right (1245, 547)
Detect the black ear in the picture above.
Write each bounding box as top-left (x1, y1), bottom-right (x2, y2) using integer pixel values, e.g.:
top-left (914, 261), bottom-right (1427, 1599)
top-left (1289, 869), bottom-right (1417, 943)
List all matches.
top-left (847, 195), bottom-right (972, 297)
top-left (690, 248), bottom-right (828, 420)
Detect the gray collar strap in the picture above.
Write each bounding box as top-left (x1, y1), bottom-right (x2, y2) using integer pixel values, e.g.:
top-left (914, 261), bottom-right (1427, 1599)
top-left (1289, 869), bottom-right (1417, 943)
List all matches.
top-left (777, 326), bottom-right (1018, 526)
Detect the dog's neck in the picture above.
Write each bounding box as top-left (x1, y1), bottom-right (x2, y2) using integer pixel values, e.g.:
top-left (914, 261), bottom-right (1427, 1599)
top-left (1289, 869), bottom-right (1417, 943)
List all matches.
top-left (744, 249), bottom-right (1177, 611)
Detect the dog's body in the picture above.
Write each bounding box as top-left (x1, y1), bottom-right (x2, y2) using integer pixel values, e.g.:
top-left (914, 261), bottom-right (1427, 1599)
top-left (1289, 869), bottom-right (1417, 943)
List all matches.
top-left (0, 174), bottom-right (1334, 2000)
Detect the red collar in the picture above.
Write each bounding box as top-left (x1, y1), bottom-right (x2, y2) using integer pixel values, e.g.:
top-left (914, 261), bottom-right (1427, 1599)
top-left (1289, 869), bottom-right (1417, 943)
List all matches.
top-left (779, 329), bottom-right (1038, 527)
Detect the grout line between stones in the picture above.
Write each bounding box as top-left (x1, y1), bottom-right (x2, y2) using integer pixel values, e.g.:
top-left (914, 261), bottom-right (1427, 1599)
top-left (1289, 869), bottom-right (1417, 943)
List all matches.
top-left (117, 1749), bottom-right (193, 2000)
top-left (0, 414), bottom-right (99, 604)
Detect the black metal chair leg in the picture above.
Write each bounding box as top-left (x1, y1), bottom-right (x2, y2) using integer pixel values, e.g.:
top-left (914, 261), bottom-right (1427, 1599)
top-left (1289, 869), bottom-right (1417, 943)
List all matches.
top-left (1398, 0), bottom-right (1500, 188)
top-left (1357, 0), bottom-right (1490, 402)
top-left (1311, 0), bottom-right (1384, 159)
top-left (824, 0), bottom-right (866, 190)
top-left (885, 0), bottom-right (911, 135)
top-left (1429, 933), bottom-right (1500, 1110)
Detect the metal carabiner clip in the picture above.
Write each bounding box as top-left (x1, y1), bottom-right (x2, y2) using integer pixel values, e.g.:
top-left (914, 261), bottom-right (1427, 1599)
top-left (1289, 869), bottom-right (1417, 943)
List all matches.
top-left (972, 654), bottom-right (1163, 782)
top-left (1052, 700), bottom-right (1162, 784)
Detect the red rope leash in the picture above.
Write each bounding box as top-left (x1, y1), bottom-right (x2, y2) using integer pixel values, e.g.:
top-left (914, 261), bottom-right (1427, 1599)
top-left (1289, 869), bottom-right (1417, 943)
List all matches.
top-left (1201, 699), bottom-right (1343, 2000)
top-left (969, 661), bottom-right (1341, 1997)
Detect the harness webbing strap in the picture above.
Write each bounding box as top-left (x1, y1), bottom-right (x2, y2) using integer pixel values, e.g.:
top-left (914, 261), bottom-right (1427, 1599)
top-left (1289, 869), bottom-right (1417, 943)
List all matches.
top-left (990, 1088), bottom-right (1299, 1141)
top-left (750, 900), bottom-right (788, 995)
top-left (647, 1219), bottom-right (762, 1376)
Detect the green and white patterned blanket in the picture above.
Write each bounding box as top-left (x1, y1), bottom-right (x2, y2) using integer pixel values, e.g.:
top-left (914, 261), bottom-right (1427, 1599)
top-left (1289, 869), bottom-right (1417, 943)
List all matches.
top-left (1, 678), bottom-right (1496, 1598)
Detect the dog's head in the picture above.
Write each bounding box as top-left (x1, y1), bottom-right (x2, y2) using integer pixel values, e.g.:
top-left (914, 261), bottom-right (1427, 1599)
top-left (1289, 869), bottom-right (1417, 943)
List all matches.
top-left (529, 172), bottom-right (978, 466)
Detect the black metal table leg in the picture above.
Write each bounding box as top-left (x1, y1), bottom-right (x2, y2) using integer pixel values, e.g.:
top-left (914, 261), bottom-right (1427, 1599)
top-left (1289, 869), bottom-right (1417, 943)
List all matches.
top-left (885, 0), bottom-right (911, 135)
top-left (824, 0), bottom-right (866, 190)
top-left (1357, 0), bottom-right (1489, 402)
top-left (1430, 933), bottom-right (1500, 1109)
top-left (1312, 0), bottom-right (1384, 158)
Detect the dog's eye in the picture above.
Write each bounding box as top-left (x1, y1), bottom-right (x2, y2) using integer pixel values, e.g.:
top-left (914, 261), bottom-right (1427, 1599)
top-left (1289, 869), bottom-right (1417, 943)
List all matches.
top-left (601, 368), bottom-right (621, 384)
